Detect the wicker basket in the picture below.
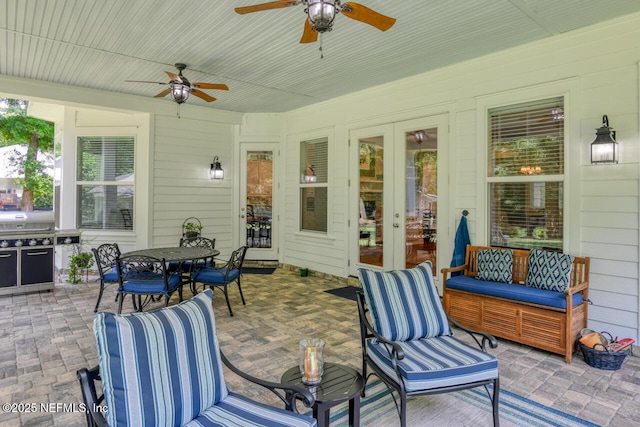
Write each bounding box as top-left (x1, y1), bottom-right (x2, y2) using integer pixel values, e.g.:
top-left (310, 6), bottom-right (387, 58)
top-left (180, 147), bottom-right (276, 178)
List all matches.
top-left (578, 339), bottom-right (630, 370)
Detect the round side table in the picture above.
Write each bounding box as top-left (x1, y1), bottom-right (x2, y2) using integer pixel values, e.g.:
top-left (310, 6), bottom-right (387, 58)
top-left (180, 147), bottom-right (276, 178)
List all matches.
top-left (281, 362), bottom-right (365, 427)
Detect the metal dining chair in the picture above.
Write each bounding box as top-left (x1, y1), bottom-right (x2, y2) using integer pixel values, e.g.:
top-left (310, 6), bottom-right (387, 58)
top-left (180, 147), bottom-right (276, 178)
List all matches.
top-left (191, 246), bottom-right (249, 316)
top-left (115, 254), bottom-right (184, 314)
top-left (91, 243), bottom-right (121, 312)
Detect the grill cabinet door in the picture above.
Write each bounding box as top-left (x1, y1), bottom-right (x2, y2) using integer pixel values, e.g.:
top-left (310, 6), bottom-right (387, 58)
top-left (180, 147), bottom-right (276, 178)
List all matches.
top-left (0, 250), bottom-right (18, 287)
top-left (20, 247), bottom-right (54, 285)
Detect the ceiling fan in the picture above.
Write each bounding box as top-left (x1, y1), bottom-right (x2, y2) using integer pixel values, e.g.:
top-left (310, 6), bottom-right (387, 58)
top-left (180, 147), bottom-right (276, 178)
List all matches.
top-left (125, 63), bottom-right (229, 104)
top-left (235, 0), bottom-right (396, 43)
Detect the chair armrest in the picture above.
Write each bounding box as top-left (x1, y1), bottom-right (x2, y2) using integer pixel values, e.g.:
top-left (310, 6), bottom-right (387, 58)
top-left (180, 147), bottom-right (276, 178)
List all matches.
top-left (77, 366), bottom-right (108, 427)
top-left (448, 314), bottom-right (498, 352)
top-left (220, 351), bottom-right (315, 413)
top-left (355, 291), bottom-right (404, 361)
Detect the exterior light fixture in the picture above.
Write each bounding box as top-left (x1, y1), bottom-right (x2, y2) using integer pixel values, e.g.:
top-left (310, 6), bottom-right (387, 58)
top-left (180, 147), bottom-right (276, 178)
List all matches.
top-left (171, 83), bottom-right (191, 104)
top-left (591, 115), bottom-right (618, 164)
top-left (414, 130), bottom-right (425, 144)
top-left (307, 0), bottom-right (338, 32)
top-left (210, 156), bottom-right (224, 180)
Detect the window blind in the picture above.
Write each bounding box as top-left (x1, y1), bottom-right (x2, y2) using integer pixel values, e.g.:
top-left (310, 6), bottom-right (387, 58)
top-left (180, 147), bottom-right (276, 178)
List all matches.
top-left (487, 97), bottom-right (564, 250)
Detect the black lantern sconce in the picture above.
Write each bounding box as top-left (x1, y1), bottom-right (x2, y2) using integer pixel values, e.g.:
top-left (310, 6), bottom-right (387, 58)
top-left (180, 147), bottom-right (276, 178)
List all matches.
top-left (590, 115), bottom-right (618, 165)
top-left (210, 156), bottom-right (224, 180)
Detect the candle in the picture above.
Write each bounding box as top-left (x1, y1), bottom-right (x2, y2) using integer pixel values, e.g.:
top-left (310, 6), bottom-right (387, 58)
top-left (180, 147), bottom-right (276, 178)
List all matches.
top-left (304, 347), bottom-right (320, 382)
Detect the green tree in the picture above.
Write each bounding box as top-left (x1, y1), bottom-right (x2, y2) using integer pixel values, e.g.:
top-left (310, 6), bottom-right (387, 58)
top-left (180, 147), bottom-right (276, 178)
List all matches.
top-left (0, 99), bottom-right (54, 211)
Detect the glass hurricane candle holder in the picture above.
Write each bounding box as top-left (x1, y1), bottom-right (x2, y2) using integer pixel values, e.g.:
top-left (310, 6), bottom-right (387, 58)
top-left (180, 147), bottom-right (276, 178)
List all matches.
top-left (299, 338), bottom-right (325, 385)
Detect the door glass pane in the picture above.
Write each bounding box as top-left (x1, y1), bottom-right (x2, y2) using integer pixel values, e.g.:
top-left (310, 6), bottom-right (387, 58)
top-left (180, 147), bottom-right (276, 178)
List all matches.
top-left (405, 129), bottom-right (437, 270)
top-left (358, 137), bottom-right (384, 267)
top-left (246, 151), bottom-right (273, 248)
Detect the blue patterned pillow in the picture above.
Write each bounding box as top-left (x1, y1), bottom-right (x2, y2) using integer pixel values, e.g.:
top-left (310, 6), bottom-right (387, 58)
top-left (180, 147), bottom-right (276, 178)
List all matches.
top-left (526, 249), bottom-right (574, 292)
top-left (94, 290), bottom-right (228, 427)
top-left (476, 249), bottom-right (513, 283)
top-left (358, 261), bottom-right (452, 341)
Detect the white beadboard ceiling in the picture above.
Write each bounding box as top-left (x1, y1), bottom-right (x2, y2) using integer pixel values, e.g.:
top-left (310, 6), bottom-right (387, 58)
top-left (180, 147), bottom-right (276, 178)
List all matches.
top-left (1, 0), bottom-right (640, 113)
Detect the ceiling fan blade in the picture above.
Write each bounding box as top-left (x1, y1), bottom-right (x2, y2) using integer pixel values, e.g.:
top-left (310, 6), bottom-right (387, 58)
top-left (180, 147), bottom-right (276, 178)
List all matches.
top-left (125, 80), bottom-right (167, 85)
top-left (235, 0), bottom-right (299, 14)
top-left (165, 71), bottom-right (182, 83)
top-left (193, 82), bottom-right (229, 91)
top-left (154, 88), bottom-right (171, 98)
top-left (341, 2), bottom-right (396, 31)
top-left (192, 89), bottom-right (217, 103)
top-left (300, 19), bottom-right (318, 44)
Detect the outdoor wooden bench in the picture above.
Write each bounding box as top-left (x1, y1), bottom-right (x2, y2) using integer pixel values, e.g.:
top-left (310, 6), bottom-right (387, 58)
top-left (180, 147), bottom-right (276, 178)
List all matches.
top-left (441, 245), bottom-right (590, 363)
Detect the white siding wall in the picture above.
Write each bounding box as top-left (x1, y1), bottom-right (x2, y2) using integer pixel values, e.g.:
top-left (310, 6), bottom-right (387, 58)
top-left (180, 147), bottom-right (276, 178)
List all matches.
top-left (277, 14), bottom-right (640, 342)
top-left (152, 115), bottom-right (236, 258)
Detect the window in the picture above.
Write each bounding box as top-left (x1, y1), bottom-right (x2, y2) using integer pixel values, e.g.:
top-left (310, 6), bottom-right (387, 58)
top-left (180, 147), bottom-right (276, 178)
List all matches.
top-left (300, 137), bottom-right (328, 233)
top-left (76, 136), bottom-right (135, 231)
top-left (488, 97), bottom-right (564, 250)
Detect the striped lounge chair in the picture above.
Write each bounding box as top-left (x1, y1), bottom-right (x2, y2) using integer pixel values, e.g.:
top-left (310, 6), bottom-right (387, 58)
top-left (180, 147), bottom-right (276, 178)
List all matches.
top-left (77, 289), bottom-right (317, 427)
top-left (356, 261), bottom-right (500, 427)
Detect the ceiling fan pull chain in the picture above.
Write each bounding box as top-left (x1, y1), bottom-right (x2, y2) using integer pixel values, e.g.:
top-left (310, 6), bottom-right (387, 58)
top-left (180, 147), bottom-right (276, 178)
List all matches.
top-left (319, 33), bottom-right (324, 59)
top-left (177, 103), bottom-right (181, 119)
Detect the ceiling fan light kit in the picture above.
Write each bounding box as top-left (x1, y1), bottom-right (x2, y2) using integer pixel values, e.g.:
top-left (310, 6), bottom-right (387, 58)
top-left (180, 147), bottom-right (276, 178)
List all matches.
top-left (307, 0), bottom-right (338, 33)
top-left (171, 83), bottom-right (190, 104)
top-left (235, 0), bottom-right (396, 44)
top-left (125, 62), bottom-right (229, 112)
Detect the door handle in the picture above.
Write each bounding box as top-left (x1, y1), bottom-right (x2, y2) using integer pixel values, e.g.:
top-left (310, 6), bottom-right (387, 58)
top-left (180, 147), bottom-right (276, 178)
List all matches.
top-left (393, 223), bottom-right (399, 228)
top-left (240, 215), bottom-right (245, 218)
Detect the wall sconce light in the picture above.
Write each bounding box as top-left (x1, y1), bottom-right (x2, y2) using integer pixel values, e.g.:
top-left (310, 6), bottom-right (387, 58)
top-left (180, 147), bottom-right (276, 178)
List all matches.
top-left (210, 156), bottom-right (224, 180)
top-left (591, 115), bottom-right (618, 165)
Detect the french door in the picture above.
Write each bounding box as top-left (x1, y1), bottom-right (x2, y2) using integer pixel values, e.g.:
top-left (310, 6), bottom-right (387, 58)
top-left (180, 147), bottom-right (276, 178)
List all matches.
top-left (240, 143), bottom-right (278, 260)
top-left (349, 115), bottom-right (449, 276)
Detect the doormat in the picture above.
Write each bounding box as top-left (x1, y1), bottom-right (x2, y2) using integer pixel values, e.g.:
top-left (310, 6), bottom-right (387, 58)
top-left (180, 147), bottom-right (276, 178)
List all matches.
top-left (324, 286), bottom-right (359, 301)
top-left (241, 267), bottom-right (276, 275)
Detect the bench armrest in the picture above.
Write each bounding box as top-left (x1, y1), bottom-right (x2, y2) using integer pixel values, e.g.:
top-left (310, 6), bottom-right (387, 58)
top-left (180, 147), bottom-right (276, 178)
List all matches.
top-left (565, 280), bottom-right (589, 295)
top-left (441, 264), bottom-right (467, 281)
top-left (220, 350), bottom-right (315, 413)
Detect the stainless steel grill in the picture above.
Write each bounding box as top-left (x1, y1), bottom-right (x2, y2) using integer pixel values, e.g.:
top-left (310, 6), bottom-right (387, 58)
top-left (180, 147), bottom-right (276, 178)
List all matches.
top-left (0, 211), bottom-right (55, 295)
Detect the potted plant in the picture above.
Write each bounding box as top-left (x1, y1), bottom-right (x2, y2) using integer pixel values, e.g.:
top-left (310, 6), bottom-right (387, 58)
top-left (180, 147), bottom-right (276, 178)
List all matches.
top-left (68, 249), bottom-right (94, 284)
top-left (183, 221), bottom-right (203, 239)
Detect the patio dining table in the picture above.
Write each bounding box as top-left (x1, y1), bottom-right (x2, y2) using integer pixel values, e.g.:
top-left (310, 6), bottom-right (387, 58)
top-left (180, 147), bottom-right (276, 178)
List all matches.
top-left (122, 246), bottom-right (219, 262)
top-left (119, 246), bottom-right (220, 310)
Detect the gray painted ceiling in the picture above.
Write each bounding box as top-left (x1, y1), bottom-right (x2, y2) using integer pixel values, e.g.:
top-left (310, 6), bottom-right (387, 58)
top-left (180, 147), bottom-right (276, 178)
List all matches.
top-left (2, 0), bottom-right (640, 113)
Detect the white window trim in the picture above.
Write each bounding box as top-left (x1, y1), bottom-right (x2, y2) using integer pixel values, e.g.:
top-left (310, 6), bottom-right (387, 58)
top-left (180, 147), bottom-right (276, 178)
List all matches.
top-left (475, 78), bottom-right (580, 253)
top-left (290, 128), bottom-right (334, 237)
top-left (75, 135), bottom-right (136, 232)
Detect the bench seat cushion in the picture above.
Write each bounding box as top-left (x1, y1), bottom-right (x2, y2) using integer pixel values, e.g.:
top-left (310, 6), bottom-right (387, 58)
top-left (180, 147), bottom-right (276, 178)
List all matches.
top-left (184, 392), bottom-right (317, 427)
top-left (446, 275), bottom-right (583, 309)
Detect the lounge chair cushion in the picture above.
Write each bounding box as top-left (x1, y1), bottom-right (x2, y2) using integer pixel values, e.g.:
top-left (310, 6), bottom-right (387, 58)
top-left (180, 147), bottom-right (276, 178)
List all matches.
top-left (367, 335), bottom-right (498, 392)
top-left (358, 261), bottom-right (451, 341)
top-left (94, 290), bottom-right (228, 427)
top-left (184, 392), bottom-right (317, 427)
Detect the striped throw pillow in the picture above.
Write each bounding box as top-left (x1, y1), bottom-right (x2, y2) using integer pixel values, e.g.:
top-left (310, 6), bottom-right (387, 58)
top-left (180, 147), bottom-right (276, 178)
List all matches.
top-left (94, 289), bottom-right (228, 427)
top-left (358, 261), bottom-right (451, 341)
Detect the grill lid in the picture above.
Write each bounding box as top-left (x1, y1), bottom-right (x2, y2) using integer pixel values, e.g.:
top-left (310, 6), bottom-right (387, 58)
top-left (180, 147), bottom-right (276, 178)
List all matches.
top-left (0, 211), bottom-right (55, 234)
